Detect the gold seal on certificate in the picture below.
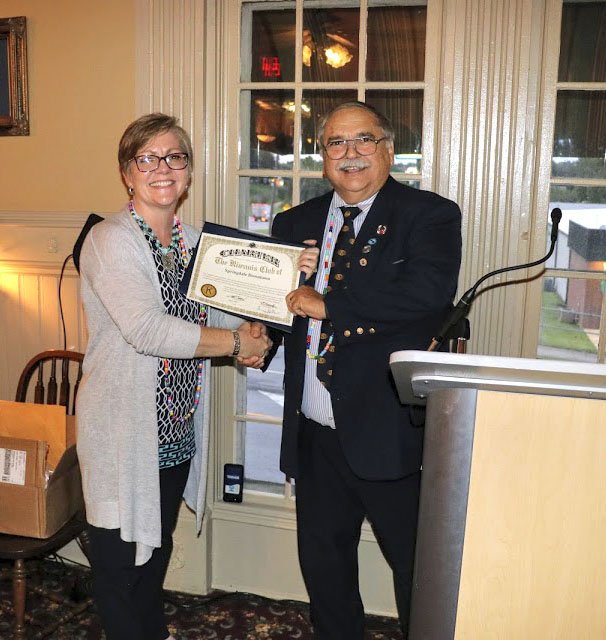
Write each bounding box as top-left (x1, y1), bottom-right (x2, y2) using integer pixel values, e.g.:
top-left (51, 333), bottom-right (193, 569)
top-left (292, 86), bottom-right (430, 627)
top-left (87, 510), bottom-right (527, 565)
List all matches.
top-left (200, 284), bottom-right (217, 298)
top-left (182, 222), bottom-right (305, 331)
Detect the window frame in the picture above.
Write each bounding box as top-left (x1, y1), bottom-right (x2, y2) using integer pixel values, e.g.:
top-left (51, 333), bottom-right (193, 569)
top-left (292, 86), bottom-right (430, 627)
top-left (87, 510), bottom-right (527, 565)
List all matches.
top-left (224, 0), bottom-right (439, 505)
top-left (525, 0), bottom-right (606, 363)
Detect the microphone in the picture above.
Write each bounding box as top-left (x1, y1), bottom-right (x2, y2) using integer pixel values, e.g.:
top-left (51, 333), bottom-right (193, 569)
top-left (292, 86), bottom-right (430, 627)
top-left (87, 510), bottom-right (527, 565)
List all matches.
top-left (428, 207), bottom-right (562, 351)
top-left (550, 207), bottom-right (562, 243)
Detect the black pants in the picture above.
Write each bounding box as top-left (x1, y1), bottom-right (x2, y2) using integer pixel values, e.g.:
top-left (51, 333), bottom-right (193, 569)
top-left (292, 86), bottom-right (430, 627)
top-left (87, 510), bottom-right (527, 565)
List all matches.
top-left (86, 461), bottom-right (190, 640)
top-left (296, 417), bottom-right (420, 640)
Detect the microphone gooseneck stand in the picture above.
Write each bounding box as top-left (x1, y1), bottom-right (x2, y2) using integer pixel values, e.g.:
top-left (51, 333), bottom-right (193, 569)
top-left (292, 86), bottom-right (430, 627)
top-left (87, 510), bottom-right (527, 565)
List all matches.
top-left (427, 207), bottom-right (563, 352)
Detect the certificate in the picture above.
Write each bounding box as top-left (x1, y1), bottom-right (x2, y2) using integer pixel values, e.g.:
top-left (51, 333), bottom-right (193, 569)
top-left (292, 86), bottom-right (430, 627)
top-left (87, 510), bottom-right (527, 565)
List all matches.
top-left (181, 222), bottom-right (305, 331)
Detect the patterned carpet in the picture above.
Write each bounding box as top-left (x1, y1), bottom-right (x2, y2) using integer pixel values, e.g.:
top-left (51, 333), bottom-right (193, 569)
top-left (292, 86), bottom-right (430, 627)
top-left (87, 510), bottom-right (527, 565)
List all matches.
top-left (0, 558), bottom-right (403, 639)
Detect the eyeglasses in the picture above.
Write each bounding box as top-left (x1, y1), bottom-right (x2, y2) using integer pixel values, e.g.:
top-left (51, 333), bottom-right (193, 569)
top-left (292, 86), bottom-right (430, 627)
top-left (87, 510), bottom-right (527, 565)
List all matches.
top-left (130, 153), bottom-right (189, 172)
top-left (323, 136), bottom-right (388, 160)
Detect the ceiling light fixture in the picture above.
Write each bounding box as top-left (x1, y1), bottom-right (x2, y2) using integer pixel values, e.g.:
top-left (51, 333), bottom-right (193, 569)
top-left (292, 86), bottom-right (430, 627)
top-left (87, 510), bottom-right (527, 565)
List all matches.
top-left (256, 134), bottom-right (277, 143)
top-left (324, 43), bottom-right (352, 69)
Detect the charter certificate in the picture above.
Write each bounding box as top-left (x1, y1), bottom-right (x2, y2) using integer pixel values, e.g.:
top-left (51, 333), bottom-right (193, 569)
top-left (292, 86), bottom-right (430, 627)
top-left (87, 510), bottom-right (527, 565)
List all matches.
top-left (183, 223), bottom-right (305, 331)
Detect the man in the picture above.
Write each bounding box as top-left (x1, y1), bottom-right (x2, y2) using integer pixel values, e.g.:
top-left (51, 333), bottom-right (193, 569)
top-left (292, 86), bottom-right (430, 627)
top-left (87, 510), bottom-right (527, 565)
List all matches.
top-left (272, 101), bottom-right (462, 639)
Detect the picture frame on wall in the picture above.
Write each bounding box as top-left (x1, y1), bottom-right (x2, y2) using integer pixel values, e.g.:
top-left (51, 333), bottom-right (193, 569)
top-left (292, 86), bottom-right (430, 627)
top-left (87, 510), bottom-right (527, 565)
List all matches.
top-left (0, 16), bottom-right (29, 136)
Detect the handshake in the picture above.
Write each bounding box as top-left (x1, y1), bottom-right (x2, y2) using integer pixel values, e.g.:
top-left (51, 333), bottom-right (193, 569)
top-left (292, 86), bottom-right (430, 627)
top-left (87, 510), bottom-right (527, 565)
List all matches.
top-left (231, 241), bottom-right (320, 369)
top-left (233, 321), bottom-right (272, 369)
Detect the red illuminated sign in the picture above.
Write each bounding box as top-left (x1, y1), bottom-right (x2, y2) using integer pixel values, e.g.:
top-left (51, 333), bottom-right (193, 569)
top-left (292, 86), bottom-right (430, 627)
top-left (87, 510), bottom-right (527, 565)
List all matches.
top-left (261, 56), bottom-right (281, 78)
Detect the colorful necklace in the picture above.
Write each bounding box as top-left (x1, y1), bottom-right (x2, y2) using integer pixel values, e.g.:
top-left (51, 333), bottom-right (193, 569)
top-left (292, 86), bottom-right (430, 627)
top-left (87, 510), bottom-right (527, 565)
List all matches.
top-left (306, 211), bottom-right (336, 361)
top-left (129, 200), bottom-right (181, 271)
top-left (129, 199), bottom-right (207, 423)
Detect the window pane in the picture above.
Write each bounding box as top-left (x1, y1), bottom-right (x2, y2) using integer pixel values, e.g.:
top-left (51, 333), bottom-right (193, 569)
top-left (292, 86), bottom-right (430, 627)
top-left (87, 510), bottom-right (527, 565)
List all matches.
top-left (366, 89), bottom-right (423, 173)
top-left (301, 177), bottom-right (333, 201)
top-left (303, 6), bottom-right (359, 82)
top-left (247, 345), bottom-right (284, 420)
top-left (550, 184), bottom-right (606, 207)
top-left (301, 89), bottom-right (358, 167)
top-left (392, 156), bottom-right (421, 175)
top-left (549, 189), bottom-right (606, 273)
top-left (245, 345), bottom-right (286, 492)
top-left (538, 277), bottom-right (601, 363)
top-left (558, 1), bottom-right (606, 83)
top-left (367, 5), bottom-right (426, 81)
top-left (552, 91), bottom-right (606, 179)
top-left (244, 421), bottom-right (285, 490)
top-left (245, 8), bottom-right (296, 82)
top-left (239, 177), bottom-right (293, 234)
top-left (397, 179), bottom-right (421, 189)
top-left (242, 90), bottom-right (295, 170)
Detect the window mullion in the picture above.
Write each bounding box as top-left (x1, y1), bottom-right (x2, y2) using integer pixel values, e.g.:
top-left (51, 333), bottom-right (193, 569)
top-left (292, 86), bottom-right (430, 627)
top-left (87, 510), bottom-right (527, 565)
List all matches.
top-left (550, 177), bottom-right (606, 187)
top-left (358, 0), bottom-right (368, 96)
top-left (598, 293), bottom-right (606, 363)
top-left (556, 82), bottom-right (606, 91)
top-left (292, 0), bottom-right (304, 205)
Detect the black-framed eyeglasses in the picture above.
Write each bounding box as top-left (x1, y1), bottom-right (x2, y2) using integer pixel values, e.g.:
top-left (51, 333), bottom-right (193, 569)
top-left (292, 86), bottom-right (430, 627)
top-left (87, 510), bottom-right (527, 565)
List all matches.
top-left (323, 136), bottom-right (388, 160)
top-left (130, 153), bottom-right (189, 172)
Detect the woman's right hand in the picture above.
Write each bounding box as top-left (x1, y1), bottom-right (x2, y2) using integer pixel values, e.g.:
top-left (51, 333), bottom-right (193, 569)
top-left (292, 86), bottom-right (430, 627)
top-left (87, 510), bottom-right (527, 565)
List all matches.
top-left (194, 322), bottom-right (271, 359)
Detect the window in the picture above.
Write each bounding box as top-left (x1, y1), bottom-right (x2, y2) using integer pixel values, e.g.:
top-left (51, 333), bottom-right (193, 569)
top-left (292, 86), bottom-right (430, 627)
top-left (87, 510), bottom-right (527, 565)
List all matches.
top-left (236, 0), bottom-right (429, 496)
top-left (539, 0), bottom-right (606, 364)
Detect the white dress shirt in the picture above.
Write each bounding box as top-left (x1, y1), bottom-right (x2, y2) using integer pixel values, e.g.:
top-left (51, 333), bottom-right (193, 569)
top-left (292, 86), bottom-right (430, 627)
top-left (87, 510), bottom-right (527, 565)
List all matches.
top-left (301, 191), bottom-right (378, 427)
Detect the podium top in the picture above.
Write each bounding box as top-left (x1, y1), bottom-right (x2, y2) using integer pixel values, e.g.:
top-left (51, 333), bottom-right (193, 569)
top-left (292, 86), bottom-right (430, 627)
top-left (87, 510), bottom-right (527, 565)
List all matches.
top-left (390, 350), bottom-right (606, 405)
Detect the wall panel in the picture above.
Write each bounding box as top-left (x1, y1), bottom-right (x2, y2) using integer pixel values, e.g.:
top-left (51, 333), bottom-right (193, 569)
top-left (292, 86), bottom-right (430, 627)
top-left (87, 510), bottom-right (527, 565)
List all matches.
top-left (436, 0), bottom-right (546, 356)
top-left (0, 212), bottom-right (90, 401)
top-left (0, 0), bottom-right (135, 212)
top-left (135, 0), bottom-right (208, 228)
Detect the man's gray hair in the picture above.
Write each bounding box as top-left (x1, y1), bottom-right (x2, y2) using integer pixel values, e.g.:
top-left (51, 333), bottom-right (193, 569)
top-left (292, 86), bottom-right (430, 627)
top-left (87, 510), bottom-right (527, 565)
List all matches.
top-left (317, 101), bottom-right (395, 147)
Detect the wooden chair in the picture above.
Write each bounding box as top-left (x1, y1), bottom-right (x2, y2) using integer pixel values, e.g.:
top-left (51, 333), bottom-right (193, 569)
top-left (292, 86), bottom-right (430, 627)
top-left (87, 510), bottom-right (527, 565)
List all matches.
top-left (0, 350), bottom-right (92, 639)
top-left (14, 350), bottom-right (83, 412)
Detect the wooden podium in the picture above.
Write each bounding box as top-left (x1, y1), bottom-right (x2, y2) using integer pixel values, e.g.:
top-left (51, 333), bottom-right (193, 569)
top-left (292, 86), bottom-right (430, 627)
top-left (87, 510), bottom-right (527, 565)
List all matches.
top-left (390, 351), bottom-right (606, 640)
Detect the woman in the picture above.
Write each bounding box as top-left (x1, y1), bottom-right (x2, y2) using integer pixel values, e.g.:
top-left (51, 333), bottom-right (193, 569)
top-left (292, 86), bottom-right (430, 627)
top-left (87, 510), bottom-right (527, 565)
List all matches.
top-left (76, 113), bottom-right (314, 640)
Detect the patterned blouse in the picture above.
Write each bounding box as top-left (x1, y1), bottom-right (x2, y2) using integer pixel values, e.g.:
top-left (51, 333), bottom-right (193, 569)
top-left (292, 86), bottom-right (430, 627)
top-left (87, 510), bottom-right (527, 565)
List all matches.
top-left (136, 217), bottom-right (205, 469)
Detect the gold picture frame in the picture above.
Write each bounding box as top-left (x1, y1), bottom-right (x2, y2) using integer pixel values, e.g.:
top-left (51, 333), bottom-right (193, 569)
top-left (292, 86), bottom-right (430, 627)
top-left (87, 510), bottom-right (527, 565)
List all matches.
top-left (0, 16), bottom-right (29, 136)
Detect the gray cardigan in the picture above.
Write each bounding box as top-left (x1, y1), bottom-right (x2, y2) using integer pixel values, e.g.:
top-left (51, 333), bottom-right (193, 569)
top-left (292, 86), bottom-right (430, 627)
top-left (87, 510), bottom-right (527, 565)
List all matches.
top-left (77, 208), bottom-right (240, 565)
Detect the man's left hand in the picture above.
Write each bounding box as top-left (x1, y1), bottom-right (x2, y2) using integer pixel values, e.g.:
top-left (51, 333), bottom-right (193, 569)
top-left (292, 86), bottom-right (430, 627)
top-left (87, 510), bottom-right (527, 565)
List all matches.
top-left (297, 240), bottom-right (320, 281)
top-left (286, 285), bottom-right (326, 319)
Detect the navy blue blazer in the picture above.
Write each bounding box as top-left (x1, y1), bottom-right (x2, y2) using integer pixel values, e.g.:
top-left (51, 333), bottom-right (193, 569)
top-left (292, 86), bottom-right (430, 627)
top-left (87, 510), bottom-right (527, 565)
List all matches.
top-left (271, 177), bottom-right (462, 481)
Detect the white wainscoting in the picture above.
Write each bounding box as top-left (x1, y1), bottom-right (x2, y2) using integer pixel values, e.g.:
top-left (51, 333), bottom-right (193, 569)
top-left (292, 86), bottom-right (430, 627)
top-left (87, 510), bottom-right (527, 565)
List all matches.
top-left (209, 501), bottom-right (398, 616)
top-left (0, 211), bottom-right (95, 401)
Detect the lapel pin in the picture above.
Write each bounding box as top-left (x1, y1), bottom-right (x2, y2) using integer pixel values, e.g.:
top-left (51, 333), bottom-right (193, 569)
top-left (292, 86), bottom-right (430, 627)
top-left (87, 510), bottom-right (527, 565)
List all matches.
top-left (377, 225), bottom-right (387, 235)
top-left (368, 238), bottom-right (377, 245)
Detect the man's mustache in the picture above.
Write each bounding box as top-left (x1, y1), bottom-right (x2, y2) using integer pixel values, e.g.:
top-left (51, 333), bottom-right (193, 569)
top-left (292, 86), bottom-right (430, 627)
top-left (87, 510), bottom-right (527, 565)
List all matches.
top-left (336, 159), bottom-right (371, 171)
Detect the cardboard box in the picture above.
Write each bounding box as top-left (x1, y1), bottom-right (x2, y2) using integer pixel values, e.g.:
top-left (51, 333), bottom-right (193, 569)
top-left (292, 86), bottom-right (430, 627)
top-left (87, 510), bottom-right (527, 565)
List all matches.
top-left (0, 400), bottom-right (84, 538)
